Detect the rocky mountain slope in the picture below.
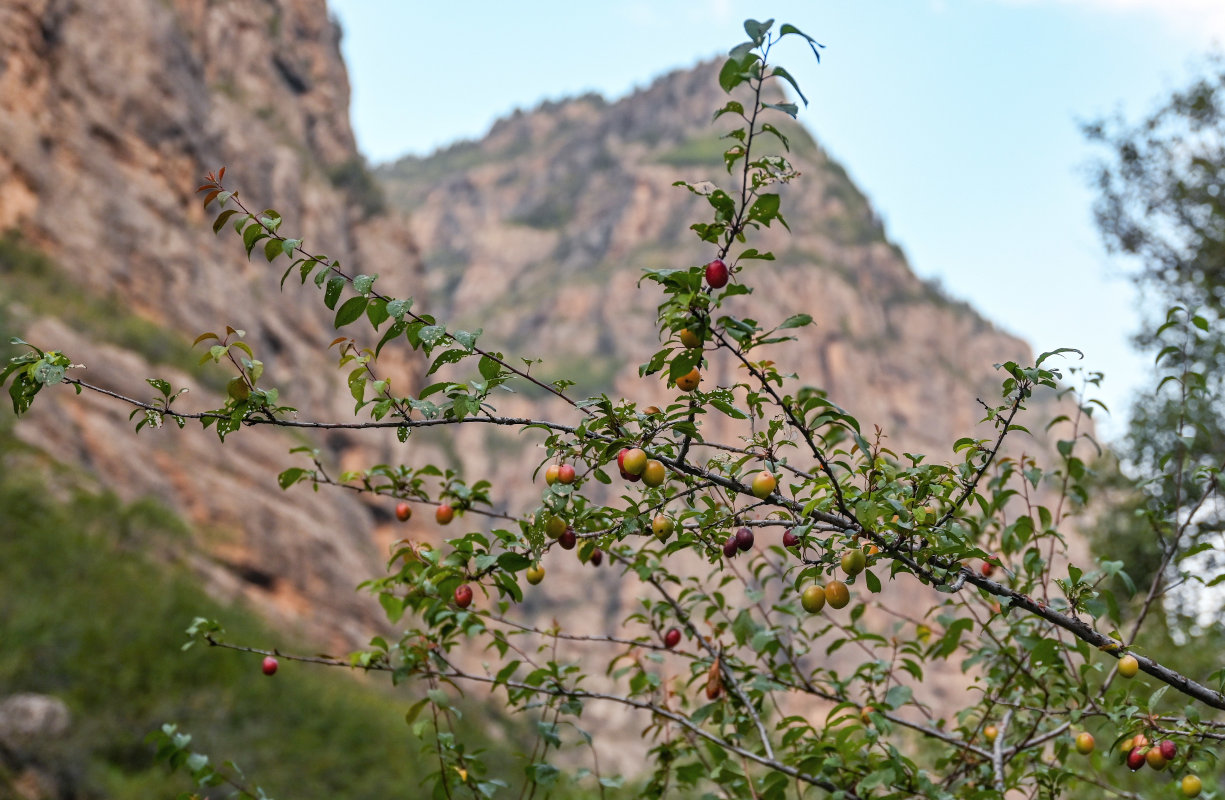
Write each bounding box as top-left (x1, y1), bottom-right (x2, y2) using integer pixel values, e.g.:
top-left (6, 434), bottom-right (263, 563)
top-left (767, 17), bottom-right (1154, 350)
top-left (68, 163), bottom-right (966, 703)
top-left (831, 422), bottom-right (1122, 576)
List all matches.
top-left (0, 0), bottom-right (422, 644)
top-left (378, 62), bottom-right (1047, 481)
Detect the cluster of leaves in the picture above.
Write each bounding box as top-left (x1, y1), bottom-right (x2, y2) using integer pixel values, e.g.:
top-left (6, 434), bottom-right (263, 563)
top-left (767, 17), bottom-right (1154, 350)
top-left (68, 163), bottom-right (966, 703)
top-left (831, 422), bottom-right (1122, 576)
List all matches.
top-left (5, 18), bottom-right (1225, 800)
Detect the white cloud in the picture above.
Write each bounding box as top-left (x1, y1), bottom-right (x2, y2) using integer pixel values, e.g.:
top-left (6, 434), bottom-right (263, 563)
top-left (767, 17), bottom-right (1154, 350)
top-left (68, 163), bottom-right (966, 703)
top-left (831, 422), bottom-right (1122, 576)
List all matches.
top-left (1000, 0), bottom-right (1225, 42)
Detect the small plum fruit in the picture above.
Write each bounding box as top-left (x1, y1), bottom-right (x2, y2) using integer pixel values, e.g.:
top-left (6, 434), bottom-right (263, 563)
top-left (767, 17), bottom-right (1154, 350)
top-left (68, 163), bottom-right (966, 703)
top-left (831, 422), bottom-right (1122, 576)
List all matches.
top-left (825, 580), bottom-right (851, 609)
top-left (559, 528), bottom-right (577, 550)
top-left (722, 536), bottom-right (739, 558)
top-left (621, 448), bottom-right (648, 476)
top-left (589, 548), bottom-right (603, 567)
top-left (679, 328), bottom-right (703, 349)
top-left (545, 515), bottom-right (566, 539)
top-left (800, 585), bottom-right (826, 613)
top-left (436, 504), bottom-right (455, 525)
top-left (642, 459), bottom-right (666, 487)
top-left (1160, 740), bottom-right (1176, 761)
top-left (735, 526), bottom-right (754, 551)
top-left (395, 502), bottom-right (412, 522)
top-left (262, 656), bottom-right (278, 676)
top-left (545, 464), bottom-right (560, 485)
top-left (782, 529), bottom-right (800, 548)
top-left (750, 470), bottom-right (777, 499)
top-left (1182, 775), bottom-right (1203, 798)
top-left (705, 258), bottom-right (729, 288)
top-left (1126, 745), bottom-right (1147, 771)
top-left (1146, 746), bottom-right (1167, 770)
top-left (557, 464), bottom-right (576, 484)
top-left (984, 726), bottom-right (998, 743)
top-left (454, 584), bottom-right (473, 608)
top-left (664, 627), bottom-right (681, 648)
top-left (675, 367), bottom-right (701, 392)
top-left (525, 565), bottom-right (545, 585)
top-left (1118, 654), bottom-right (1140, 678)
top-left (1074, 732), bottom-right (1094, 755)
top-left (841, 548), bottom-right (867, 576)
top-left (652, 514), bottom-right (674, 540)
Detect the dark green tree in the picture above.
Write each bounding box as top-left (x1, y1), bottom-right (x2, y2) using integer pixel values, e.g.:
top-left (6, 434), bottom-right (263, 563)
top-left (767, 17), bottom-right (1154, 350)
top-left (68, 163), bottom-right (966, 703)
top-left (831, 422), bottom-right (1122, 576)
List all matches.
top-left (1083, 56), bottom-right (1225, 792)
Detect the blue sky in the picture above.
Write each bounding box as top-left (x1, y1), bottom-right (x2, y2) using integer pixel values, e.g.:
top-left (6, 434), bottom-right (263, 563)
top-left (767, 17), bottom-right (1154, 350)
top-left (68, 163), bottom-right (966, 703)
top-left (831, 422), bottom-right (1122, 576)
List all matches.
top-left (329, 0), bottom-right (1225, 440)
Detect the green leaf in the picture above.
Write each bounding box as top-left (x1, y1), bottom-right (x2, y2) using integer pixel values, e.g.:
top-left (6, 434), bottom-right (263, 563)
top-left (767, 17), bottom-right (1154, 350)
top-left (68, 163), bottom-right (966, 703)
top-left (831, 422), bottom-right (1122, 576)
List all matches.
top-left (263, 238), bottom-right (283, 262)
top-left (212, 209), bottom-right (239, 234)
top-left (334, 296), bottom-right (369, 328)
top-left (241, 223), bottom-right (267, 258)
top-left (353, 274), bottom-right (376, 295)
top-left (277, 467), bottom-right (307, 490)
top-left (478, 356), bottom-right (501, 381)
top-left (719, 58), bottom-right (746, 93)
top-left (365, 298), bottom-right (389, 329)
top-left (418, 325), bottom-right (445, 348)
top-left (453, 329), bottom-right (481, 351)
top-left (779, 313), bottom-right (812, 329)
top-left (769, 65), bottom-right (807, 105)
top-left (386, 298), bottom-right (412, 319)
top-left (324, 277), bottom-right (345, 310)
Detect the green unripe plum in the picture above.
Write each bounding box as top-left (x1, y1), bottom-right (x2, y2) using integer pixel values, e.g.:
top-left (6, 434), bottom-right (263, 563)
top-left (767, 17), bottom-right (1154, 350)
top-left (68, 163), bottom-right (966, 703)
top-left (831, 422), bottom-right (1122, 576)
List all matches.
top-left (800, 585), bottom-right (826, 613)
top-left (841, 548), bottom-right (866, 576)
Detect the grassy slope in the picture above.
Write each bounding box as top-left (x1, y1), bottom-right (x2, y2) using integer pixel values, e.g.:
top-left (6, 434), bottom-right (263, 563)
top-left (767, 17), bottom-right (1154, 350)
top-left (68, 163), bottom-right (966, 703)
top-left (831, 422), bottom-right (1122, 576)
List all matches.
top-left (0, 435), bottom-right (440, 798)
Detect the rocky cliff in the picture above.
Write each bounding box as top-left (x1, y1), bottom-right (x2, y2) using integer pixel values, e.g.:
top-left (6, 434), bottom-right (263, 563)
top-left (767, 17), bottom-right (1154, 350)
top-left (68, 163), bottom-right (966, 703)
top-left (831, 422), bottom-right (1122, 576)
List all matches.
top-left (0, 0), bottom-right (422, 644)
top-left (378, 62), bottom-right (1048, 487)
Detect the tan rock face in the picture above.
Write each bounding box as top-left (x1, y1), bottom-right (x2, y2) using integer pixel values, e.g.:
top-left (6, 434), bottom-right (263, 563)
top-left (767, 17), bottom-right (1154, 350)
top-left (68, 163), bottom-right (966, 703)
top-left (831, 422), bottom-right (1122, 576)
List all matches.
top-left (379, 60), bottom-right (1067, 506)
top-left (0, 0), bottom-right (422, 645)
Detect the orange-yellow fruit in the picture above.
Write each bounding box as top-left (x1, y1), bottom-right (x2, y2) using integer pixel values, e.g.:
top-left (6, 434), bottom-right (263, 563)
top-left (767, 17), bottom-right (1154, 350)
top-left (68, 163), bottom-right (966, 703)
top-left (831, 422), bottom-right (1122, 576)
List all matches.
top-left (435, 504), bottom-right (454, 525)
top-left (1118, 654), bottom-right (1140, 678)
top-left (679, 328), bottom-right (702, 349)
top-left (642, 460), bottom-right (666, 487)
top-left (1074, 732), bottom-right (1094, 755)
top-left (652, 514), bottom-right (674, 540)
top-left (1182, 775), bottom-right (1203, 797)
top-left (545, 515), bottom-right (566, 539)
top-left (1145, 746), bottom-right (1167, 770)
top-left (675, 367), bottom-right (701, 392)
top-left (750, 470), bottom-right (777, 499)
top-left (800, 585), bottom-right (826, 613)
top-left (984, 725), bottom-right (998, 743)
top-left (621, 448), bottom-right (648, 476)
top-left (544, 465), bottom-right (560, 485)
top-left (525, 565), bottom-right (545, 585)
top-left (825, 580), bottom-right (851, 609)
